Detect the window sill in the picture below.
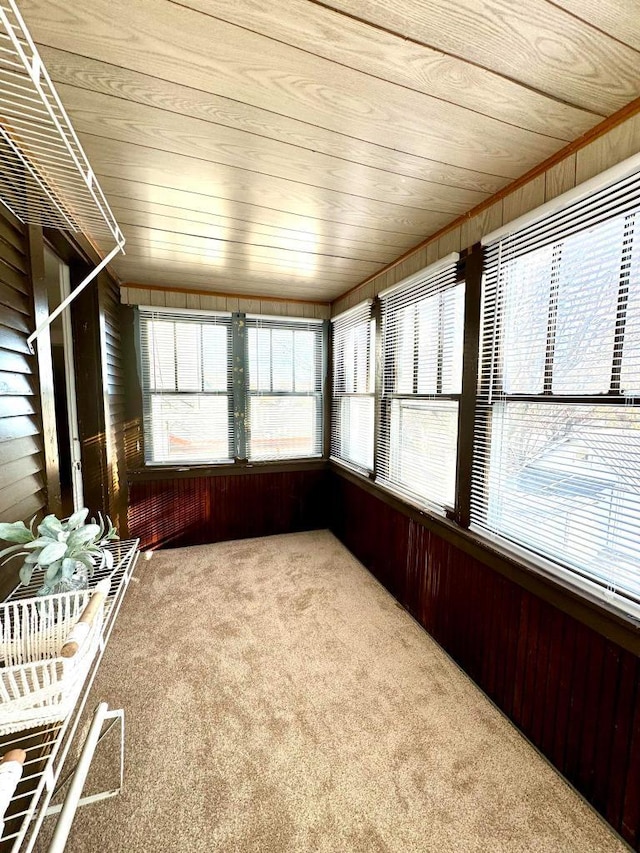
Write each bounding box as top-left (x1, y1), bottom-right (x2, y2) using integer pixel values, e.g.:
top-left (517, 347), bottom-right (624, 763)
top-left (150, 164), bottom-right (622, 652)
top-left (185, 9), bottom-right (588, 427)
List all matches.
top-left (129, 457), bottom-right (328, 481)
top-left (330, 461), bottom-right (640, 656)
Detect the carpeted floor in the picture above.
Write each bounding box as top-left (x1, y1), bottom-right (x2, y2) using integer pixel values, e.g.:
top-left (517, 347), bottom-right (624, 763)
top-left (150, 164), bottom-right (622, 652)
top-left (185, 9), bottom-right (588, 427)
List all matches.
top-left (37, 530), bottom-right (627, 852)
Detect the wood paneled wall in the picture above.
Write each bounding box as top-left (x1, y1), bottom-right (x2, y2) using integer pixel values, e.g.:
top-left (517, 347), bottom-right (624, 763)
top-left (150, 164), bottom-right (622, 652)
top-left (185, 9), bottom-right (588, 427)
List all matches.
top-left (0, 210), bottom-right (46, 598)
top-left (98, 274), bottom-right (128, 533)
top-left (128, 468), bottom-right (329, 550)
top-left (330, 471), bottom-right (640, 849)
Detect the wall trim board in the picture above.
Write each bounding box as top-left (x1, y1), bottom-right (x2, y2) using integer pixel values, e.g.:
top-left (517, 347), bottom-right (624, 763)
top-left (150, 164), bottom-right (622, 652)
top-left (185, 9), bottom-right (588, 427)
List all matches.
top-left (332, 97), bottom-right (640, 313)
top-left (121, 281), bottom-right (330, 308)
top-left (330, 464), bottom-right (640, 656)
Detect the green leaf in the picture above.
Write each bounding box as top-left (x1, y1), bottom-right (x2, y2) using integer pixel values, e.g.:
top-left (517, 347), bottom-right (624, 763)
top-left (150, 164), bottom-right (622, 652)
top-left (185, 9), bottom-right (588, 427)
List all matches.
top-left (67, 525), bottom-right (101, 547)
top-left (45, 559), bottom-right (62, 581)
top-left (61, 558), bottom-right (77, 579)
top-left (37, 541), bottom-right (67, 566)
top-left (19, 563), bottom-right (34, 586)
top-left (38, 515), bottom-right (63, 538)
top-left (74, 553), bottom-right (96, 572)
top-left (0, 521), bottom-right (33, 544)
top-left (101, 549), bottom-right (114, 572)
top-left (67, 508), bottom-right (89, 530)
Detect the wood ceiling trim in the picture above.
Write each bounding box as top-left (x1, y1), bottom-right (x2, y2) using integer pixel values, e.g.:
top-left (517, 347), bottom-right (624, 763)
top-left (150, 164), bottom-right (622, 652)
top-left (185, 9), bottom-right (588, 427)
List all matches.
top-left (334, 94), bottom-right (640, 305)
top-left (57, 84), bottom-right (492, 214)
top-left (175, 0), bottom-right (602, 139)
top-left (38, 46), bottom-right (508, 196)
top-left (122, 281), bottom-right (330, 308)
top-left (23, 0), bottom-right (576, 176)
top-left (317, 0), bottom-right (640, 113)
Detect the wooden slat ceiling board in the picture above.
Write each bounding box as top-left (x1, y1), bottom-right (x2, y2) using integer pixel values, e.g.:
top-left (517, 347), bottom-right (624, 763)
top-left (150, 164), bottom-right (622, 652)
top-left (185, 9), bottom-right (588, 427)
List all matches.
top-left (16, 0), bottom-right (640, 301)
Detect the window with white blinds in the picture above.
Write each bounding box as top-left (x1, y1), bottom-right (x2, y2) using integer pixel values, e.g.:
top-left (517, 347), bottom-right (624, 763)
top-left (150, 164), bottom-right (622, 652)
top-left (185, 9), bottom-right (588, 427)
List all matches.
top-left (330, 300), bottom-right (374, 471)
top-left (378, 258), bottom-right (464, 509)
top-left (245, 316), bottom-right (324, 461)
top-left (472, 169), bottom-right (640, 610)
top-left (139, 308), bottom-right (233, 464)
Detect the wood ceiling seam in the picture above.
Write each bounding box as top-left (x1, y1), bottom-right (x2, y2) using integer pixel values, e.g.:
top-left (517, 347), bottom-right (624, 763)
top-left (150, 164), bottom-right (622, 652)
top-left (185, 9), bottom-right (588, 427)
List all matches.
top-left (116, 228), bottom-right (388, 265)
top-left (98, 185), bottom-right (434, 240)
top-left (314, 0), bottom-right (640, 113)
top-left (111, 211), bottom-right (400, 258)
top-left (90, 170), bottom-right (435, 238)
top-left (71, 125), bottom-right (490, 215)
top-left (77, 130), bottom-right (493, 218)
top-left (25, 3), bottom-right (567, 177)
top-left (39, 46), bottom-right (507, 193)
top-left (544, 0), bottom-right (640, 56)
top-left (167, 0), bottom-right (585, 140)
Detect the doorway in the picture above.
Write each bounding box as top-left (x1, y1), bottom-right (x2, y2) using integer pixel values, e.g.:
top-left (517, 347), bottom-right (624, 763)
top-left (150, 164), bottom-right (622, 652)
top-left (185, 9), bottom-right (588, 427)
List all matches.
top-left (43, 247), bottom-right (83, 516)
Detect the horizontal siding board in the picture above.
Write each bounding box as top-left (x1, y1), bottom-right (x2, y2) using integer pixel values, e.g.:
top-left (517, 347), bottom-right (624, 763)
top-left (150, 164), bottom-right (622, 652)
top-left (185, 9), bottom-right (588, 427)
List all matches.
top-left (0, 370), bottom-right (35, 396)
top-left (0, 472), bottom-right (45, 515)
top-left (0, 259), bottom-right (28, 295)
top-left (0, 435), bottom-right (43, 466)
top-left (0, 280), bottom-right (30, 314)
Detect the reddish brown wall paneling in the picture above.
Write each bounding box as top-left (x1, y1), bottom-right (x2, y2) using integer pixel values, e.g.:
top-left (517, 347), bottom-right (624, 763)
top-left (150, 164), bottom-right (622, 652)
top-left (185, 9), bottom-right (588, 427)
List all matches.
top-left (128, 468), bottom-right (330, 550)
top-left (330, 472), bottom-right (640, 849)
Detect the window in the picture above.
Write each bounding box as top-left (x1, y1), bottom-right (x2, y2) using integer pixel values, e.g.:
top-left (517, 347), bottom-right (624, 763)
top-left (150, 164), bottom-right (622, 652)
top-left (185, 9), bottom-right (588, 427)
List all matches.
top-left (139, 308), bottom-right (233, 464)
top-left (139, 308), bottom-right (325, 465)
top-left (245, 316), bottom-right (324, 461)
top-left (472, 171), bottom-right (640, 609)
top-left (378, 257), bottom-right (464, 509)
top-left (330, 300), bottom-right (375, 471)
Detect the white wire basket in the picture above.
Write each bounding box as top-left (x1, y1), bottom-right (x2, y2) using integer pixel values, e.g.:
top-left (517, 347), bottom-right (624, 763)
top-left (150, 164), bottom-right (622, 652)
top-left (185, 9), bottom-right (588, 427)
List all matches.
top-left (0, 590), bottom-right (104, 735)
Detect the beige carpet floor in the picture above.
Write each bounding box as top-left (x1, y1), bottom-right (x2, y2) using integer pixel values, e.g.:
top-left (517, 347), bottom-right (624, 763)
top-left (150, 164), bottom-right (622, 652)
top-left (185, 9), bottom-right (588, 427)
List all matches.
top-left (36, 530), bottom-right (627, 852)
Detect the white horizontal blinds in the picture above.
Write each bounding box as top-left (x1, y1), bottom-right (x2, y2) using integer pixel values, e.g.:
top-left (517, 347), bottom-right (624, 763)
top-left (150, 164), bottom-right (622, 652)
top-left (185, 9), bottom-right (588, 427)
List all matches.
top-left (472, 170), bottom-right (640, 609)
top-left (139, 308), bottom-right (233, 463)
top-left (245, 316), bottom-right (324, 460)
top-left (330, 301), bottom-right (374, 471)
top-left (378, 262), bottom-right (464, 509)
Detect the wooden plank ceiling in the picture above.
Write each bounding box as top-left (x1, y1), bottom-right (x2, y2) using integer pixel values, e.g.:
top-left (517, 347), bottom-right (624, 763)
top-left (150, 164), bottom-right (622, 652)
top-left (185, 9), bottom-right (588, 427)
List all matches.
top-left (17, 0), bottom-right (640, 302)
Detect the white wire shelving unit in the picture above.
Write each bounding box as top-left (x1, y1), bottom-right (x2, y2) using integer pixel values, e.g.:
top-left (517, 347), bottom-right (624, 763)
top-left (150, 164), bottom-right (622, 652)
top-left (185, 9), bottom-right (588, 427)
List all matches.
top-left (0, 538), bottom-right (139, 853)
top-left (0, 0), bottom-right (125, 346)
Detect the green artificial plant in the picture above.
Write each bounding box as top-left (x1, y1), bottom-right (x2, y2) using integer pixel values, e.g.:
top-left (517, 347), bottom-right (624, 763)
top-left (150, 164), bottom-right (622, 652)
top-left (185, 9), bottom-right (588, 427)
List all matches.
top-left (0, 508), bottom-right (118, 595)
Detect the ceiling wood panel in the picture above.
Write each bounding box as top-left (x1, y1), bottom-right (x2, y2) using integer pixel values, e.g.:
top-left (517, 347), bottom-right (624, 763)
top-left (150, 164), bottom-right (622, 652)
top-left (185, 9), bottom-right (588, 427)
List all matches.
top-left (37, 46), bottom-right (512, 196)
top-left (13, 0), bottom-right (640, 302)
top-left (552, 1), bottom-right (640, 53)
top-left (79, 136), bottom-right (457, 236)
top-left (57, 84), bottom-right (491, 213)
top-left (180, 0), bottom-right (602, 138)
top-left (96, 179), bottom-right (433, 251)
top-left (20, 0), bottom-right (569, 175)
top-left (110, 219), bottom-right (394, 266)
top-left (320, 0), bottom-right (640, 112)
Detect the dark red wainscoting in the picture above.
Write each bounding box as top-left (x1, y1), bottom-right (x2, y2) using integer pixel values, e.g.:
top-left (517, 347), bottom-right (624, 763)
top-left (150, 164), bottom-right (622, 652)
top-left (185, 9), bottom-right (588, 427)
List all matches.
top-left (330, 472), bottom-right (640, 849)
top-left (128, 468), bottom-right (330, 551)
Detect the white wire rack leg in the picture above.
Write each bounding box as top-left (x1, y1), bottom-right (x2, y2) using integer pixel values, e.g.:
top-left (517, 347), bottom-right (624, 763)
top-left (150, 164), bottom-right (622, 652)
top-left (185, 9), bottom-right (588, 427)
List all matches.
top-left (45, 703), bottom-right (125, 853)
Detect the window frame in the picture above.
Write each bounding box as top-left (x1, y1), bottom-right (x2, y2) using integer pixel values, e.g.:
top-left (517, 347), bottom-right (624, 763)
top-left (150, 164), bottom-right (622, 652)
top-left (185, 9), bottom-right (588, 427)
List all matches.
top-left (471, 193), bottom-right (640, 617)
top-left (136, 307), bottom-right (327, 467)
top-left (376, 255), bottom-right (464, 513)
top-left (330, 299), bottom-right (376, 473)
